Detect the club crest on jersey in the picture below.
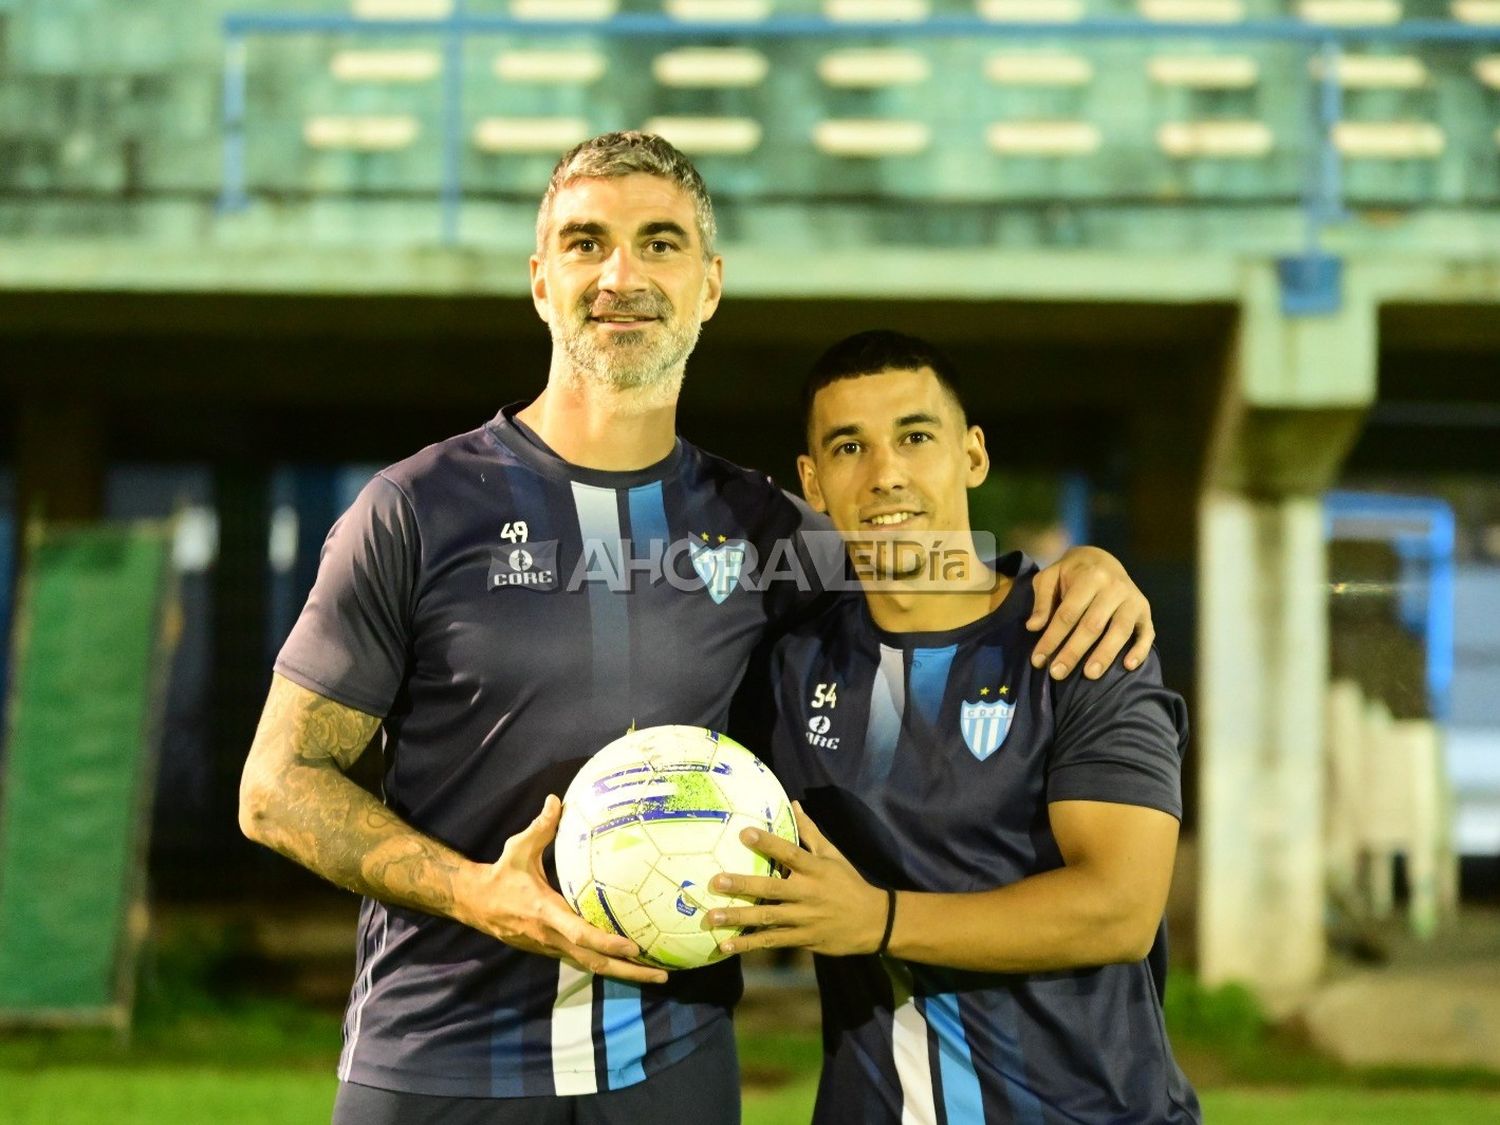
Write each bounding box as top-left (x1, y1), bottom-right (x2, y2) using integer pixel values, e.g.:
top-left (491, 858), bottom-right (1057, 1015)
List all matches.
top-left (960, 698), bottom-right (1015, 761)
top-left (689, 533), bottom-right (746, 606)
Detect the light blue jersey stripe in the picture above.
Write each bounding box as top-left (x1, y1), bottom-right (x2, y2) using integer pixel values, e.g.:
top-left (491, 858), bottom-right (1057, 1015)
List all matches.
top-left (570, 482), bottom-right (629, 711)
top-left (908, 644), bottom-right (958, 728)
top-left (601, 977), bottom-right (649, 1088)
top-left (567, 482), bottom-right (646, 1089)
top-left (627, 482), bottom-right (670, 555)
top-left (859, 644), bottom-right (907, 788)
top-left (924, 992), bottom-right (987, 1125)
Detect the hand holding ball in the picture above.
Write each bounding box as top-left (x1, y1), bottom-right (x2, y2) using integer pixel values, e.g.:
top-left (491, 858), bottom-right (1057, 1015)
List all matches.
top-left (555, 726), bottom-right (798, 970)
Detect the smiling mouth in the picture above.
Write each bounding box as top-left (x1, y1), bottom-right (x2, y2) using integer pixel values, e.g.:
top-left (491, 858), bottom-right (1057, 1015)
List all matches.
top-left (862, 511), bottom-right (923, 528)
top-left (590, 315), bottom-right (658, 325)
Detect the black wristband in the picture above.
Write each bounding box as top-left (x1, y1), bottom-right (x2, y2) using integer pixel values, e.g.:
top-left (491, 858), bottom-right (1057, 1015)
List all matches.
top-left (876, 887), bottom-right (897, 957)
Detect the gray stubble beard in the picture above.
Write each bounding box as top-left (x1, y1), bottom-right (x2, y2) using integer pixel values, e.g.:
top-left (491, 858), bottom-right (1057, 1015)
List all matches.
top-left (552, 297), bottom-right (704, 401)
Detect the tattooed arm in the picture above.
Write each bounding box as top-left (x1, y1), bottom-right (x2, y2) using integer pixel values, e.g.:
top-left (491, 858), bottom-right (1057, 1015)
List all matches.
top-left (238, 673), bottom-right (665, 983)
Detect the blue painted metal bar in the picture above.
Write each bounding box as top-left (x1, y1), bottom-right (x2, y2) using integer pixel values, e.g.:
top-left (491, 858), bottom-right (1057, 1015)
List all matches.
top-left (221, 13), bottom-right (1500, 42)
top-left (218, 33), bottom-right (249, 213)
top-left (440, 0), bottom-right (467, 244)
top-left (1310, 38), bottom-right (1345, 250)
top-left (1325, 491), bottom-right (1458, 722)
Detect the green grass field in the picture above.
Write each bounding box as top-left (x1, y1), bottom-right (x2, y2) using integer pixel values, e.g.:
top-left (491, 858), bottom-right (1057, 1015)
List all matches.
top-left (3, 935), bottom-right (1499, 1123)
top-left (6, 1067), bottom-right (1500, 1124)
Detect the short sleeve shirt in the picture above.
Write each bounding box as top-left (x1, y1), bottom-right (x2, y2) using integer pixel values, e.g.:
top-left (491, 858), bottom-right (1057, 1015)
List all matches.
top-left (276, 406), bottom-right (827, 1097)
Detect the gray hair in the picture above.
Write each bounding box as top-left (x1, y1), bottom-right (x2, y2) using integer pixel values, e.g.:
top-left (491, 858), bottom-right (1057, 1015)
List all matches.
top-left (535, 132), bottom-right (718, 260)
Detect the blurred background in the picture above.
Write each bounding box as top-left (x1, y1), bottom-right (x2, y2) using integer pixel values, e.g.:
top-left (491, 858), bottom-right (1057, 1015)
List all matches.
top-left (2, 0), bottom-right (1500, 1120)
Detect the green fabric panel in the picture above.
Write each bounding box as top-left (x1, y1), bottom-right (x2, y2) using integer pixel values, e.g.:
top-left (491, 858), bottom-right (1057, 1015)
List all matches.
top-left (0, 525), bottom-right (171, 1017)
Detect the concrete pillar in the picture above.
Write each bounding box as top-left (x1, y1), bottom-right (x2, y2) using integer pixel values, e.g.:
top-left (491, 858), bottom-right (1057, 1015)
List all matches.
top-left (1197, 492), bottom-right (1329, 1009)
top-left (1196, 262), bottom-right (1377, 1014)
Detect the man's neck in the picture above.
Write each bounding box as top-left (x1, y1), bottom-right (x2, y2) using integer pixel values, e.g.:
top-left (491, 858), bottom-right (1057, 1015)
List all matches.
top-left (516, 364), bottom-right (680, 471)
top-left (861, 549), bottom-right (1012, 635)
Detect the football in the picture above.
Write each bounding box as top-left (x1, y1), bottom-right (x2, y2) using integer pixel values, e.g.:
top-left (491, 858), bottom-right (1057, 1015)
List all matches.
top-left (555, 725), bottom-right (798, 971)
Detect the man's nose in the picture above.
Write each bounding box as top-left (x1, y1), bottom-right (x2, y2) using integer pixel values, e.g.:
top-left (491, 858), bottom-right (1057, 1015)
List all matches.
top-left (597, 245), bottom-right (645, 293)
top-left (865, 445), bottom-right (908, 494)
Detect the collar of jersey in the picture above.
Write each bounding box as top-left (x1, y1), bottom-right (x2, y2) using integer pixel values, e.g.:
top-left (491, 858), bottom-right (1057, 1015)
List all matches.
top-left (486, 402), bottom-right (685, 487)
top-left (858, 551), bottom-right (1037, 650)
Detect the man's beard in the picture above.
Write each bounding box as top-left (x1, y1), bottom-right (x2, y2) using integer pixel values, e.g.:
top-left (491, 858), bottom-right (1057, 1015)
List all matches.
top-left (552, 291), bottom-right (703, 396)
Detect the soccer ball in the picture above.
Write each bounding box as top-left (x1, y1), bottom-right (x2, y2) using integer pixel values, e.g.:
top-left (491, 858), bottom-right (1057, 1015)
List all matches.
top-left (555, 725), bottom-right (798, 971)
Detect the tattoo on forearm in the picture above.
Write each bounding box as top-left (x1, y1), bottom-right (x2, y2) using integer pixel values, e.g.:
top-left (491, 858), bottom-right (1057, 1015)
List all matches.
top-left (243, 677), bottom-right (466, 919)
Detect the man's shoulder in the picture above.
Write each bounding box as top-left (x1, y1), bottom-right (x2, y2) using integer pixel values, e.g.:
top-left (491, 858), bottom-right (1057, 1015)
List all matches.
top-left (678, 438), bottom-right (795, 509)
top-left (772, 592), bottom-right (863, 659)
top-left (374, 422), bottom-right (509, 498)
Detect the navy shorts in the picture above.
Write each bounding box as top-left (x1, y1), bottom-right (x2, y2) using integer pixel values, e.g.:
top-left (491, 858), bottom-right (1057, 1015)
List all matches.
top-left (330, 1017), bottom-right (740, 1125)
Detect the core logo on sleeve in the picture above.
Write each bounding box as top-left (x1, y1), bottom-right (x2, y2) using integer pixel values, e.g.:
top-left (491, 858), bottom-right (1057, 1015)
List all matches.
top-left (805, 713), bottom-right (840, 750)
top-left (488, 540), bottom-right (558, 591)
top-left (960, 683), bottom-right (1014, 761)
top-left (688, 532), bottom-right (747, 606)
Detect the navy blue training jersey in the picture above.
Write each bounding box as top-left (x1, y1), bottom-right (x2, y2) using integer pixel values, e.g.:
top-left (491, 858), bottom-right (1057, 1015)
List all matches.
top-left (275, 406), bottom-right (823, 1098)
top-left (767, 554), bottom-right (1202, 1124)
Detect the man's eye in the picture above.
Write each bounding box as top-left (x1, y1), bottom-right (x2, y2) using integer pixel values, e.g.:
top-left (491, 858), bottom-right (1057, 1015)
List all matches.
top-left (835, 442), bottom-right (860, 456)
top-left (647, 240), bottom-right (675, 254)
top-left (904, 431), bottom-right (933, 445)
top-left (570, 239), bottom-right (597, 253)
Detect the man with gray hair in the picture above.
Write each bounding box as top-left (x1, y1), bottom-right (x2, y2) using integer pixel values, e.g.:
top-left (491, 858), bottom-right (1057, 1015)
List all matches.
top-left (239, 132), bottom-right (1155, 1123)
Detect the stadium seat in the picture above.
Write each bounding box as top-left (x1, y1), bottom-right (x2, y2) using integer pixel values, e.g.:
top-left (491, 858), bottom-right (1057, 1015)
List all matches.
top-left (818, 49), bottom-right (931, 87)
top-left (1315, 55), bottom-right (1429, 89)
top-left (653, 48), bottom-right (770, 88)
top-left (493, 50), bottom-right (608, 83)
top-left (473, 116), bottom-right (592, 152)
top-left (976, 0), bottom-right (1085, 20)
top-left (813, 119), bottom-right (931, 155)
top-left (351, 0), bottom-right (454, 17)
top-left (1157, 119), bottom-right (1274, 157)
top-left (510, 0), bottom-right (619, 20)
top-left (330, 50), bottom-right (443, 84)
top-left (641, 116), bottom-right (764, 153)
top-left (985, 53), bottom-right (1094, 86)
top-left (1138, 0), bottom-right (1245, 22)
top-left (1452, 0), bottom-right (1500, 21)
top-left (304, 115), bottom-right (420, 151)
top-left (1148, 55), bottom-right (1260, 89)
top-left (986, 120), bottom-right (1101, 155)
top-left (663, 0), bottom-right (775, 19)
top-left (823, 0), bottom-right (932, 21)
top-left (1332, 120), bottom-right (1445, 157)
top-left (1297, 0), bottom-right (1403, 24)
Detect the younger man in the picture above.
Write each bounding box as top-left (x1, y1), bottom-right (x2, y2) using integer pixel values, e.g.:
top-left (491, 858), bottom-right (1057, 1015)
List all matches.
top-left (711, 331), bottom-right (1201, 1124)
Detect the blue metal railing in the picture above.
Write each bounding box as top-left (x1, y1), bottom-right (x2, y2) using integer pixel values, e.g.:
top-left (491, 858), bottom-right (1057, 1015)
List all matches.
top-left (218, 12), bottom-right (1500, 302)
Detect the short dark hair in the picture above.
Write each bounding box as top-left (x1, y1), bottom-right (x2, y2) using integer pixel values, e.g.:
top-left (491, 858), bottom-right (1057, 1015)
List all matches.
top-left (801, 330), bottom-right (967, 450)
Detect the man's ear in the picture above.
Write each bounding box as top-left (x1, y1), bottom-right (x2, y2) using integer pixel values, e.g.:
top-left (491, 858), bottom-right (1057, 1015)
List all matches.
top-left (965, 424), bottom-right (990, 489)
top-left (796, 453), bottom-right (827, 513)
top-left (529, 255), bottom-right (550, 323)
top-left (699, 255), bottom-right (724, 323)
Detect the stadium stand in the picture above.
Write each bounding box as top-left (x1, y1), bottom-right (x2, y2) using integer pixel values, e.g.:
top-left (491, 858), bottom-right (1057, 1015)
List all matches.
top-left (4, 0), bottom-right (1497, 212)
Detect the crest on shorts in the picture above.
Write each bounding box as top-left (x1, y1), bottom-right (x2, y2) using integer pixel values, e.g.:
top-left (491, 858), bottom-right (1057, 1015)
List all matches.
top-left (689, 533), bottom-right (746, 605)
top-left (960, 699), bottom-right (1014, 761)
